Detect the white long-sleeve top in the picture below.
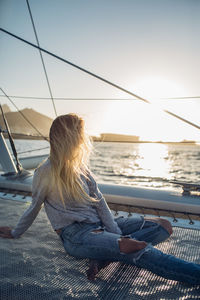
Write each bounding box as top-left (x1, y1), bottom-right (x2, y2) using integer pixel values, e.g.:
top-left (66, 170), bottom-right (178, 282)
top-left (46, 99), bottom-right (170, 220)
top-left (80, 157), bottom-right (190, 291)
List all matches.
top-left (11, 159), bottom-right (122, 238)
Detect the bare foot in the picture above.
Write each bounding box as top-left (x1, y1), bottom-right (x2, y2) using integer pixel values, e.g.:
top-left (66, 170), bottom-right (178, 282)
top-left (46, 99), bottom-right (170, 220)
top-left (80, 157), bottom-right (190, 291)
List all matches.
top-left (0, 227), bottom-right (13, 239)
top-left (87, 260), bottom-right (111, 281)
top-left (144, 217), bottom-right (173, 235)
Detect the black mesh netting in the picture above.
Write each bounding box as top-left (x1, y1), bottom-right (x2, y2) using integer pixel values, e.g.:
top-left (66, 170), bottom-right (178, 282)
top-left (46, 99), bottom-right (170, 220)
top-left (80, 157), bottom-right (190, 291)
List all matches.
top-left (0, 198), bottom-right (200, 299)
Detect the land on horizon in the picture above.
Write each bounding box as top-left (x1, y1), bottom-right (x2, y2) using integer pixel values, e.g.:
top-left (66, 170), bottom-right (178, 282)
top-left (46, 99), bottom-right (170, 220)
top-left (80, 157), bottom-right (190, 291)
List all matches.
top-left (0, 105), bottom-right (198, 144)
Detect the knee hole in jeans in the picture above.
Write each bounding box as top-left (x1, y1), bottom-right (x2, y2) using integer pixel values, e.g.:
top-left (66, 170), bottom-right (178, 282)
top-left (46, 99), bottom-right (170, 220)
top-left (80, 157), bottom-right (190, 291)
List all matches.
top-left (118, 237), bottom-right (147, 254)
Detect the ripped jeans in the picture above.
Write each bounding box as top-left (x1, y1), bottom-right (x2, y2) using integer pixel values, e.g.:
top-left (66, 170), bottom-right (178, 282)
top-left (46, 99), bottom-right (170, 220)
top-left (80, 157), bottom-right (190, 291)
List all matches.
top-left (60, 216), bottom-right (200, 285)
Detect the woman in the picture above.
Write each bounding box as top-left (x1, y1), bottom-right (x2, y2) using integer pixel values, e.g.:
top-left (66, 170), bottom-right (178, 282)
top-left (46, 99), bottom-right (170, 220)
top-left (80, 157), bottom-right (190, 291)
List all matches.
top-left (0, 113), bottom-right (200, 284)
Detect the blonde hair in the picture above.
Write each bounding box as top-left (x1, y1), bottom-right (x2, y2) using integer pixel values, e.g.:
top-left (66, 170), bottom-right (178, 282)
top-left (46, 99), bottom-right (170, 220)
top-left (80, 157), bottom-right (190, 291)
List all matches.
top-left (49, 113), bottom-right (94, 207)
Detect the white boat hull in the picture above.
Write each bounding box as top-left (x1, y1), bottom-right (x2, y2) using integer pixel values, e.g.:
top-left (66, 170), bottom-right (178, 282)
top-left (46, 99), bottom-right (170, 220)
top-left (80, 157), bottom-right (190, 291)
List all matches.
top-left (0, 154), bottom-right (48, 171)
top-left (0, 172), bottom-right (199, 215)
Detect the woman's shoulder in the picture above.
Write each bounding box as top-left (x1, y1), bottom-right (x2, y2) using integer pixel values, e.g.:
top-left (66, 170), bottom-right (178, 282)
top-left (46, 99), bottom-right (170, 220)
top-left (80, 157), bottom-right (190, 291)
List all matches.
top-left (34, 158), bottom-right (51, 177)
top-left (32, 158), bottom-right (51, 189)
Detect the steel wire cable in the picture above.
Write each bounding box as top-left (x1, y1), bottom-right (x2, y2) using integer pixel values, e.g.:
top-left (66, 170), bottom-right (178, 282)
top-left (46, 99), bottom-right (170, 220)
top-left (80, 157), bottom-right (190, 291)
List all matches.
top-left (17, 146), bottom-right (49, 155)
top-left (1, 95), bottom-right (200, 101)
top-left (26, 0), bottom-right (57, 117)
top-left (0, 104), bottom-right (22, 172)
top-left (1, 28), bottom-right (200, 130)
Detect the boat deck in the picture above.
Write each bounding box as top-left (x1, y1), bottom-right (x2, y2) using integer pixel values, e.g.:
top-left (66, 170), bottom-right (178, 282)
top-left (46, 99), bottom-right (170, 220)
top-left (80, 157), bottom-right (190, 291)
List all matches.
top-left (0, 198), bottom-right (200, 299)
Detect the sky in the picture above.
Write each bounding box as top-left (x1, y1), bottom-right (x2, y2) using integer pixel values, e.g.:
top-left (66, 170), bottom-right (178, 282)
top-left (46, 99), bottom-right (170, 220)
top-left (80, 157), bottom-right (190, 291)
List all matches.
top-left (0, 0), bottom-right (200, 141)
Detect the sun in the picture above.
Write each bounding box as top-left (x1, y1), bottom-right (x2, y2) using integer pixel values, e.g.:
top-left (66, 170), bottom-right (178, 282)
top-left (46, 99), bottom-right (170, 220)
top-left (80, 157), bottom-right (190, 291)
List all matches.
top-left (98, 76), bottom-right (193, 142)
top-left (134, 76), bottom-right (186, 102)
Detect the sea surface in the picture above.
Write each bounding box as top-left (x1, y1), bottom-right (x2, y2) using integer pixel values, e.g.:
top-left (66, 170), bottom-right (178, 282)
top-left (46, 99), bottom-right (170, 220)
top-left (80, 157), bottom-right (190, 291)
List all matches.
top-left (10, 139), bottom-right (200, 191)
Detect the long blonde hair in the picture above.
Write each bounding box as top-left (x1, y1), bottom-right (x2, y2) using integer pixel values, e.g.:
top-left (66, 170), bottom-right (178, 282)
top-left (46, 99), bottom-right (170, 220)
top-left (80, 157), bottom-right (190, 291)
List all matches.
top-left (49, 113), bottom-right (94, 206)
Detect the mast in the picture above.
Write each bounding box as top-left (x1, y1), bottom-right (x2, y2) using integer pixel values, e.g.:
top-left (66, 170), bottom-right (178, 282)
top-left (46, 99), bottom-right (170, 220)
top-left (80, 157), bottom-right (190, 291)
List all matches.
top-left (0, 129), bottom-right (17, 174)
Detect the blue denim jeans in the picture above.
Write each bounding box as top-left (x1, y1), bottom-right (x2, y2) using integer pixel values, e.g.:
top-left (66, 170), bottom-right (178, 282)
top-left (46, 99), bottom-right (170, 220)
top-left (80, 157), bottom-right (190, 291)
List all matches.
top-left (60, 216), bottom-right (200, 285)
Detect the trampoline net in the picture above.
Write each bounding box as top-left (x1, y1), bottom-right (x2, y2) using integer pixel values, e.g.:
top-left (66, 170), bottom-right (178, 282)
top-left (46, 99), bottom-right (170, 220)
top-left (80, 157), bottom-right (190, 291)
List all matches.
top-left (0, 198), bottom-right (200, 300)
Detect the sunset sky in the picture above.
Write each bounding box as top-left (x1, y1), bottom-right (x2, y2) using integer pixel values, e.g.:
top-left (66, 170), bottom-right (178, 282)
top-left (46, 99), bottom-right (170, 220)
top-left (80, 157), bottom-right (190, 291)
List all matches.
top-left (0, 0), bottom-right (200, 141)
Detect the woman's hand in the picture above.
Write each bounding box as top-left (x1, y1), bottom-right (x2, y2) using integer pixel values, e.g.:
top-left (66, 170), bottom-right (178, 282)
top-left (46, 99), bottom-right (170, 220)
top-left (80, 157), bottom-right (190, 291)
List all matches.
top-left (0, 227), bottom-right (14, 238)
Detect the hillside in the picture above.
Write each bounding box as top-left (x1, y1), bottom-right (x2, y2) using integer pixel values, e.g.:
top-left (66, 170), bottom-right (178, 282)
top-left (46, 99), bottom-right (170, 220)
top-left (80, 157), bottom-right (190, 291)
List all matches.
top-left (0, 106), bottom-right (53, 138)
top-left (0, 105), bottom-right (141, 142)
top-left (0, 104), bottom-right (11, 114)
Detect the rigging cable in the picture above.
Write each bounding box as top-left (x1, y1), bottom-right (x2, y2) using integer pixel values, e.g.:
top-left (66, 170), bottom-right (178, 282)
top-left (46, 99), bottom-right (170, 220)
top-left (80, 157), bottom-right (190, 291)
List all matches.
top-left (16, 146), bottom-right (49, 155)
top-left (0, 28), bottom-right (149, 104)
top-left (0, 87), bottom-right (49, 142)
top-left (0, 95), bottom-right (200, 101)
top-left (1, 27), bottom-right (200, 131)
top-left (0, 104), bottom-right (22, 173)
top-left (26, 0), bottom-right (57, 117)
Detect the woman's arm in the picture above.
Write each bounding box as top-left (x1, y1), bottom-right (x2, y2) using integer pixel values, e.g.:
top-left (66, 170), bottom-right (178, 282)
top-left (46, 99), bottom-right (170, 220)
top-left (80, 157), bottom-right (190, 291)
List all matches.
top-left (88, 173), bottom-right (122, 235)
top-left (1, 166), bottom-right (48, 239)
top-left (96, 198), bottom-right (122, 234)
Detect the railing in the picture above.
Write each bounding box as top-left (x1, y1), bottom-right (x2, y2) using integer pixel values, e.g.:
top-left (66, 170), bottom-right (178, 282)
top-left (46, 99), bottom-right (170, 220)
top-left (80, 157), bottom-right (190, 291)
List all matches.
top-left (1, 186), bottom-right (200, 229)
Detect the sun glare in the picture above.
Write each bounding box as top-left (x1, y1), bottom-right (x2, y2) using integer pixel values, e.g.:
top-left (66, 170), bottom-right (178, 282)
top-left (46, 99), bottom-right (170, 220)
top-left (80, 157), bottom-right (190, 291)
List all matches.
top-left (134, 143), bottom-right (172, 179)
top-left (135, 77), bottom-right (186, 103)
top-left (101, 75), bottom-right (192, 142)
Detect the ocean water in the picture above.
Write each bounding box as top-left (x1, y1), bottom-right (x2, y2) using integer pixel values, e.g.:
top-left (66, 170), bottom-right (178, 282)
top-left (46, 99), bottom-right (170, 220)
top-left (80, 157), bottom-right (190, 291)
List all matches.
top-left (10, 140), bottom-right (200, 191)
